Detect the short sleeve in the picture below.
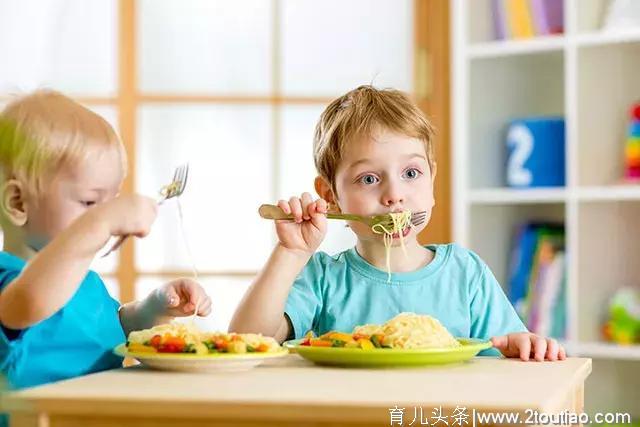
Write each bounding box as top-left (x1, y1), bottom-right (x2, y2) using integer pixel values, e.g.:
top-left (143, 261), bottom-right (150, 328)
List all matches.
top-left (468, 253), bottom-right (528, 356)
top-left (0, 269), bottom-right (30, 376)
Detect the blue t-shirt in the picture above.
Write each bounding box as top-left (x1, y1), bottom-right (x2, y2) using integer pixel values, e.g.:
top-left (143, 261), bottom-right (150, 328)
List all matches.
top-left (284, 244), bottom-right (527, 355)
top-left (0, 251), bottom-right (125, 390)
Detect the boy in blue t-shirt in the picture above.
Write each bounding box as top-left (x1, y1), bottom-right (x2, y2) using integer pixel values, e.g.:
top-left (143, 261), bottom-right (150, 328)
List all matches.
top-left (231, 85), bottom-right (565, 361)
top-left (0, 90), bottom-right (212, 390)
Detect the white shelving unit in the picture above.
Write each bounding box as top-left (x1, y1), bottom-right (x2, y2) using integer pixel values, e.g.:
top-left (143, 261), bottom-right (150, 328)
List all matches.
top-left (453, 0), bottom-right (640, 416)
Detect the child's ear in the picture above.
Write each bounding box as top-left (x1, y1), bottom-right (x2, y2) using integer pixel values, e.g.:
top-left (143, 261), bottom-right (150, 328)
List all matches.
top-left (314, 176), bottom-right (339, 210)
top-left (1, 179), bottom-right (28, 227)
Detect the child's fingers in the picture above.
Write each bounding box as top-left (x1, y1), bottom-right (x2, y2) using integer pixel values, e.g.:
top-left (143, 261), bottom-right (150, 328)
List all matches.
top-left (545, 338), bottom-right (559, 361)
top-left (316, 198), bottom-right (328, 213)
top-left (198, 298), bottom-right (213, 316)
top-left (289, 197), bottom-right (303, 222)
top-left (163, 286), bottom-right (180, 308)
top-left (309, 202), bottom-right (327, 231)
top-left (518, 336), bottom-right (531, 361)
top-left (532, 335), bottom-right (547, 361)
top-left (179, 278), bottom-right (208, 307)
top-left (558, 346), bottom-right (567, 360)
top-left (490, 335), bottom-right (508, 351)
top-left (301, 192), bottom-right (313, 220)
top-left (277, 199), bottom-right (291, 214)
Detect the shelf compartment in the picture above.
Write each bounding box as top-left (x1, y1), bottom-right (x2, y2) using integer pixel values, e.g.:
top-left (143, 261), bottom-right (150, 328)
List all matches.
top-left (469, 52), bottom-right (565, 189)
top-left (576, 201), bottom-right (640, 342)
top-left (469, 203), bottom-right (565, 289)
top-left (576, 41), bottom-right (640, 186)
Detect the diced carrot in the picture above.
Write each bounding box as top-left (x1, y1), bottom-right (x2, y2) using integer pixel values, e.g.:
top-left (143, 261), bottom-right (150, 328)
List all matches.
top-left (149, 335), bottom-right (162, 349)
top-left (256, 343), bottom-right (270, 352)
top-left (309, 339), bottom-right (333, 347)
top-left (352, 334), bottom-right (369, 341)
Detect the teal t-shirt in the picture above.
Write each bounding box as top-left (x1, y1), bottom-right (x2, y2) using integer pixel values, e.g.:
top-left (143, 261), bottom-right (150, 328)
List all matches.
top-left (0, 251), bottom-right (125, 391)
top-left (284, 244), bottom-right (527, 355)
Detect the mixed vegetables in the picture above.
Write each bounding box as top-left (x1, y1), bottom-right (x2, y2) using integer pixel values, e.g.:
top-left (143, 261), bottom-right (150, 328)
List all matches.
top-left (299, 331), bottom-right (391, 349)
top-left (126, 332), bottom-right (279, 355)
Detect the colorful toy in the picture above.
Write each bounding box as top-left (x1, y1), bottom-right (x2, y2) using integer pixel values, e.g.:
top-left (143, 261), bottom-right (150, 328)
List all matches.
top-left (602, 287), bottom-right (640, 345)
top-left (623, 101), bottom-right (640, 181)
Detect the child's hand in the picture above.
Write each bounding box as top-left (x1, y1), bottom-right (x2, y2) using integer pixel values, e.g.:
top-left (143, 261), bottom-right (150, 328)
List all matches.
top-left (491, 333), bottom-right (566, 361)
top-left (97, 194), bottom-right (158, 238)
top-left (147, 278), bottom-right (212, 318)
top-left (275, 193), bottom-right (328, 255)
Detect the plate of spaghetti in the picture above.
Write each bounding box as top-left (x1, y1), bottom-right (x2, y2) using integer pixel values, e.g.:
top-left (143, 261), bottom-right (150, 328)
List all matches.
top-left (115, 322), bottom-right (288, 372)
top-left (284, 313), bottom-right (492, 367)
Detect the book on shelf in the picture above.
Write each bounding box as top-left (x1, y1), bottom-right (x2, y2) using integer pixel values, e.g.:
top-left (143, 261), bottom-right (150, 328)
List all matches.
top-left (507, 223), bottom-right (566, 338)
top-left (492, 0), bottom-right (564, 40)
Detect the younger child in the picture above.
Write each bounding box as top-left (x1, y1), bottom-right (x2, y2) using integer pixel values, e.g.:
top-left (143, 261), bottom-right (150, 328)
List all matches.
top-left (230, 85), bottom-right (565, 361)
top-left (0, 90), bottom-right (212, 391)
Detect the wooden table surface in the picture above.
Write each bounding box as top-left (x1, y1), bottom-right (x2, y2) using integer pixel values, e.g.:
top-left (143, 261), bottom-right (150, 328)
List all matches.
top-left (2, 355), bottom-right (592, 427)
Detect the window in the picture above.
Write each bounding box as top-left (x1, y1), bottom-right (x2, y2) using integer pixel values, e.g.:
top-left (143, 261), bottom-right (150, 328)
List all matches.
top-left (0, 0), bottom-right (417, 331)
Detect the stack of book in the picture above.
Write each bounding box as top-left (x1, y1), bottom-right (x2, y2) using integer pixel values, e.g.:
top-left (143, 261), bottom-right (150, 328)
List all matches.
top-left (507, 223), bottom-right (566, 338)
top-left (493, 0), bottom-right (564, 40)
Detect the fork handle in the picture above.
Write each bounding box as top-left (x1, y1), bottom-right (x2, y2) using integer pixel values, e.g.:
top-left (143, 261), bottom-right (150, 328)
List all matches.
top-left (258, 204), bottom-right (362, 222)
top-left (101, 235), bottom-right (129, 258)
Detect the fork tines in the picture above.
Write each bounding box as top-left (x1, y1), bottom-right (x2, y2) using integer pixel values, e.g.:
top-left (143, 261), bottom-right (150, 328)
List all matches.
top-left (410, 211), bottom-right (427, 227)
top-left (164, 163), bottom-right (189, 199)
top-left (174, 163), bottom-right (189, 196)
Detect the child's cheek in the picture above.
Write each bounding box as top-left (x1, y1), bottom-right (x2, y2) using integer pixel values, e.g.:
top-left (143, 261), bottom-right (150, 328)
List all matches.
top-left (348, 221), bottom-right (373, 237)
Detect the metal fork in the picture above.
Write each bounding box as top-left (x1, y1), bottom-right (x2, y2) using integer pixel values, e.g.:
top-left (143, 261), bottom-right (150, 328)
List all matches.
top-left (101, 164), bottom-right (190, 258)
top-left (258, 204), bottom-right (427, 229)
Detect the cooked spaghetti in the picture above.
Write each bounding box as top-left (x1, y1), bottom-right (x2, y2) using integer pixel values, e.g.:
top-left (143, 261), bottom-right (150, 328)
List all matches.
top-left (371, 211), bottom-right (412, 282)
top-left (354, 313), bottom-right (461, 349)
top-left (300, 313), bottom-right (460, 350)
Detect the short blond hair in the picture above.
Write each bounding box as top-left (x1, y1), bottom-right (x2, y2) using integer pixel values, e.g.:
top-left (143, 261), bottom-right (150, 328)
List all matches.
top-left (313, 85), bottom-right (435, 192)
top-left (0, 90), bottom-right (125, 194)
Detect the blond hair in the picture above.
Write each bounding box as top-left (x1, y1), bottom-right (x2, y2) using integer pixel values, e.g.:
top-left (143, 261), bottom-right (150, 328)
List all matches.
top-left (0, 90), bottom-right (125, 194)
top-left (313, 85), bottom-right (435, 192)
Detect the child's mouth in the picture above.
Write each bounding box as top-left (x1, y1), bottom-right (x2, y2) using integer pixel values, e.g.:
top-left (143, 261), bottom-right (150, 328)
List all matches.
top-left (391, 227), bottom-right (411, 239)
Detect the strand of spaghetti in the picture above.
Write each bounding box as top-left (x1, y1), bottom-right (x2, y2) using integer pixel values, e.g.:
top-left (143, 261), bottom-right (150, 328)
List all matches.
top-left (176, 197), bottom-right (199, 279)
top-left (175, 197), bottom-right (200, 322)
top-left (370, 211), bottom-right (412, 282)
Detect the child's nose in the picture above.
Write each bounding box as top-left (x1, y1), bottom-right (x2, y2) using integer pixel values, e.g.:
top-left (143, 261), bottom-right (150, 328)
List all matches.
top-left (381, 182), bottom-right (404, 207)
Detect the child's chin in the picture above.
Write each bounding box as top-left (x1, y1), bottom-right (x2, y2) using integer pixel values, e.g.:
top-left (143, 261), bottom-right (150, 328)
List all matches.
top-left (391, 227), bottom-right (412, 240)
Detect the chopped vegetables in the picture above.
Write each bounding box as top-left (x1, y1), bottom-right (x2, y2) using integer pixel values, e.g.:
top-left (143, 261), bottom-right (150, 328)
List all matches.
top-left (299, 331), bottom-right (389, 350)
top-left (126, 323), bottom-right (281, 355)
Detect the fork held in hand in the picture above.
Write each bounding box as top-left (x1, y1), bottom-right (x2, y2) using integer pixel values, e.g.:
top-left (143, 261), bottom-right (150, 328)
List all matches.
top-left (101, 164), bottom-right (190, 258)
top-left (258, 204), bottom-right (426, 228)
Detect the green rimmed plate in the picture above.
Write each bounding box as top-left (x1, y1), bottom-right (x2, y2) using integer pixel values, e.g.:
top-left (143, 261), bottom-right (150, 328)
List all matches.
top-left (283, 338), bottom-right (492, 367)
top-left (114, 344), bottom-right (288, 372)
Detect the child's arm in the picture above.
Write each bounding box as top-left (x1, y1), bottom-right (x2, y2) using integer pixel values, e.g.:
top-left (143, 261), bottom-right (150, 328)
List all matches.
top-left (0, 195), bottom-right (157, 329)
top-left (229, 193), bottom-right (327, 342)
top-left (119, 278), bottom-right (213, 335)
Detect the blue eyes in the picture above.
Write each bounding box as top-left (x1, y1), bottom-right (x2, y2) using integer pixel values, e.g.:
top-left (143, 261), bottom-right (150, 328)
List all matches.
top-left (359, 174), bottom-right (379, 185)
top-left (402, 168), bottom-right (422, 180)
top-left (357, 169), bottom-right (422, 185)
